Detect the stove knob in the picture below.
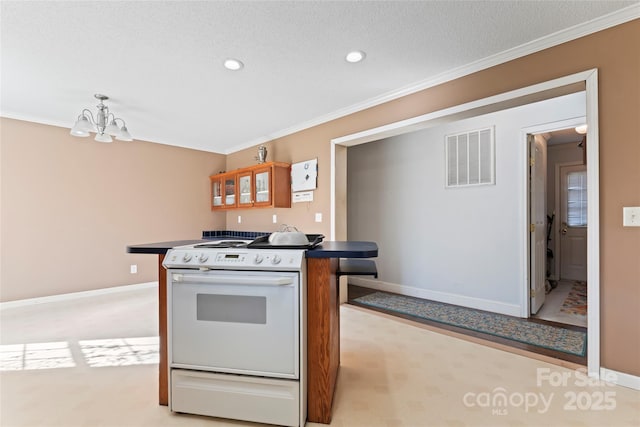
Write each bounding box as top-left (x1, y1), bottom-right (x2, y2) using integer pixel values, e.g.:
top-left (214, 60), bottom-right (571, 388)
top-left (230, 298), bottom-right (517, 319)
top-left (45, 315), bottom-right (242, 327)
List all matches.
top-left (182, 253), bottom-right (193, 262)
top-left (271, 254), bottom-right (281, 265)
top-left (198, 253), bottom-right (209, 262)
top-left (254, 254), bottom-right (264, 264)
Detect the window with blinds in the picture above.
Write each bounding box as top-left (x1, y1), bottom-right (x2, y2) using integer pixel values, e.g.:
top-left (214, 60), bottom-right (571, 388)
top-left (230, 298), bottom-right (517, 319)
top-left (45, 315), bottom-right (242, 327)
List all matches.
top-left (445, 127), bottom-right (494, 188)
top-left (567, 170), bottom-right (588, 227)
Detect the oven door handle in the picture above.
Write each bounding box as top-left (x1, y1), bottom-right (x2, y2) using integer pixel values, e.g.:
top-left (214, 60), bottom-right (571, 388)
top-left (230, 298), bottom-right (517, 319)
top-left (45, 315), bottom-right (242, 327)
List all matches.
top-left (172, 274), bottom-right (295, 287)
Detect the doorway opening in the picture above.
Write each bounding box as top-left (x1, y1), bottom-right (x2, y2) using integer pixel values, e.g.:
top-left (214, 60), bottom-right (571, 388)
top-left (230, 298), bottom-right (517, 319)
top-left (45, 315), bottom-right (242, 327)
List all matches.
top-left (332, 70), bottom-right (600, 376)
top-left (528, 125), bottom-right (588, 330)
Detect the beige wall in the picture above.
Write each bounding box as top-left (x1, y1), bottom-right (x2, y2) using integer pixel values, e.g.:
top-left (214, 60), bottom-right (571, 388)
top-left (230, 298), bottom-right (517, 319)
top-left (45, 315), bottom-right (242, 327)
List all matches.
top-left (225, 137), bottom-right (337, 235)
top-left (227, 20), bottom-right (640, 376)
top-left (0, 118), bottom-right (226, 301)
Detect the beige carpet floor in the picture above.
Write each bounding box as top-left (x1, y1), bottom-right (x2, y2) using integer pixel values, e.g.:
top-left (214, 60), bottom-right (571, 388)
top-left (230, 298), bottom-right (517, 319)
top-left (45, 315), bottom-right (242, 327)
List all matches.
top-left (1, 285), bottom-right (638, 427)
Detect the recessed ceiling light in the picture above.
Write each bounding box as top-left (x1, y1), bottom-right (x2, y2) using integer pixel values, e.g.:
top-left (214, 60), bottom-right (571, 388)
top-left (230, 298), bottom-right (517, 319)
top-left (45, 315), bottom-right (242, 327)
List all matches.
top-left (575, 124), bottom-right (587, 134)
top-left (224, 58), bottom-right (244, 71)
top-left (345, 50), bottom-right (366, 63)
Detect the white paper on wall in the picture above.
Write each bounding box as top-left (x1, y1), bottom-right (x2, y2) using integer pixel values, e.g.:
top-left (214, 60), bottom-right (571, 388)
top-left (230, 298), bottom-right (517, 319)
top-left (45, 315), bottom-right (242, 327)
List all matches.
top-left (291, 158), bottom-right (318, 192)
top-left (292, 191), bottom-right (314, 203)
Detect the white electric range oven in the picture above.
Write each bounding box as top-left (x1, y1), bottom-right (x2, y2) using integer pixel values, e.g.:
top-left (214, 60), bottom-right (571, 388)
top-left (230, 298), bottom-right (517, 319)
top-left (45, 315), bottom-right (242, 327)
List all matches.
top-left (163, 240), bottom-right (307, 427)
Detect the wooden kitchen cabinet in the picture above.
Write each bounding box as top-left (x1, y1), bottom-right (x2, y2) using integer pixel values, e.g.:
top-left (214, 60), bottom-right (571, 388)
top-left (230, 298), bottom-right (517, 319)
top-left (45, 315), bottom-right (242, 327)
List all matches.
top-left (210, 172), bottom-right (237, 209)
top-left (210, 162), bottom-right (291, 210)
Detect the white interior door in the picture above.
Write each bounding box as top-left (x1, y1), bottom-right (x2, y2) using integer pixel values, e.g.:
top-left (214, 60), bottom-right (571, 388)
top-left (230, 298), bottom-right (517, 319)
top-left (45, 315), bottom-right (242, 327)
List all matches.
top-left (560, 164), bottom-right (588, 281)
top-left (530, 135), bottom-right (547, 314)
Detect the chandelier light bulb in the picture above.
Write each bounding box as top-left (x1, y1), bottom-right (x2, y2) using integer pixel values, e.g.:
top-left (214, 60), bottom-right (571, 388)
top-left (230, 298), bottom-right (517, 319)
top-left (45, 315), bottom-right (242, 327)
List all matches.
top-left (105, 119), bottom-right (121, 137)
top-left (70, 115), bottom-right (92, 137)
top-left (95, 132), bottom-right (113, 143)
top-left (116, 125), bottom-right (133, 142)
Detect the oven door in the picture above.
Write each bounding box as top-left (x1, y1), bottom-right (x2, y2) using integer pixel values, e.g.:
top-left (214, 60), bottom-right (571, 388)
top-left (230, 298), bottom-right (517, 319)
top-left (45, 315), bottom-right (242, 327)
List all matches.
top-left (169, 269), bottom-right (299, 378)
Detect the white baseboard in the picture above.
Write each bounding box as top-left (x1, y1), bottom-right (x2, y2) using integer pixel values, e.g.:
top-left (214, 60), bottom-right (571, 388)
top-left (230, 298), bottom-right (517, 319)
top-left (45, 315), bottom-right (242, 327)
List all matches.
top-left (349, 277), bottom-right (521, 317)
top-left (600, 367), bottom-right (640, 391)
top-left (0, 282), bottom-right (158, 311)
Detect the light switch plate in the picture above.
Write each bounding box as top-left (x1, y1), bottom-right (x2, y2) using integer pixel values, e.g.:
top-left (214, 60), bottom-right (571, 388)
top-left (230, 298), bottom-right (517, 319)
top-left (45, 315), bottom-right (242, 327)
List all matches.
top-left (315, 213), bottom-right (322, 223)
top-left (237, 215), bottom-right (242, 224)
top-left (623, 207), bottom-right (640, 227)
top-left (273, 214), bottom-right (277, 224)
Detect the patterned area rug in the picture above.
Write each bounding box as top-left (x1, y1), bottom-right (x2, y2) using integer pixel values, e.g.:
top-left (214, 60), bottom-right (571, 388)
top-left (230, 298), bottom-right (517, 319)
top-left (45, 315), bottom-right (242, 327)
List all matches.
top-left (560, 281), bottom-right (587, 316)
top-left (353, 292), bottom-right (587, 356)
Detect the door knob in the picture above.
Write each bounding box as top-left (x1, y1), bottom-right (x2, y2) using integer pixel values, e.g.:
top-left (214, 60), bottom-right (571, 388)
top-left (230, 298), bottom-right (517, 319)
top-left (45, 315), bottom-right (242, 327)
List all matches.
top-left (561, 227), bottom-right (568, 235)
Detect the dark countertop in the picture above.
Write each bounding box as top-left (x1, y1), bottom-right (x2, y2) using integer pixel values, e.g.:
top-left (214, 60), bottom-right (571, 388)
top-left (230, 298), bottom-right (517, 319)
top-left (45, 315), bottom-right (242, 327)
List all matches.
top-left (127, 240), bottom-right (208, 254)
top-left (306, 241), bottom-right (378, 258)
top-left (127, 239), bottom-right (377, 258)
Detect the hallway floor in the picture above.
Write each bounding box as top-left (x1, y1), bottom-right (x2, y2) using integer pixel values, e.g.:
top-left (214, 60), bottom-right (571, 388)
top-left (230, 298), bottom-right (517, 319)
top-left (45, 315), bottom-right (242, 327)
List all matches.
top-left (534, 280), bottom-right (588, 328)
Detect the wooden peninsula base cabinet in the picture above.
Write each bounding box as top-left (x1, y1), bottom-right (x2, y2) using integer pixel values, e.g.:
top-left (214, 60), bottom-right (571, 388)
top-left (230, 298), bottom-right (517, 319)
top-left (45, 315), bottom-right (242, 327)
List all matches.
top-left (306, 257), bottom-right (340, 423)
top-left (210, 161), bottom-right (291, 210)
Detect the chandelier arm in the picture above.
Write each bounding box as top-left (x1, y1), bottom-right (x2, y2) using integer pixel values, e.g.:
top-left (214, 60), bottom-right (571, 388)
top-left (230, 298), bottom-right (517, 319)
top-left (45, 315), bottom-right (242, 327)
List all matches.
top-left (81, 109), bottom-right (97, 125)
top-left (108, 115), bottom-right (127, 127)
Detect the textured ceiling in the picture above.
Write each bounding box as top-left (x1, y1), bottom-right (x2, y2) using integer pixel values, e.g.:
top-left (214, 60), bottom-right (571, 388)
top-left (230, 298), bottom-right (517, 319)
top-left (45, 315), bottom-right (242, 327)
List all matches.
top-left (1, 1), bottom-right (637, 153)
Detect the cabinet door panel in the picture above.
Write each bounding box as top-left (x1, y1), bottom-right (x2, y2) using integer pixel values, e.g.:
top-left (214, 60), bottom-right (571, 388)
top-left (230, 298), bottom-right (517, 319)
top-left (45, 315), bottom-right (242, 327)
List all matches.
top-left (254, 169), bottom-right (271, 206)
top-left (224, 176), bottom-right (236, 207)
top-left (211, 178), bottom-right (223, 209)
top-left (238, 173), bottom-right (253, 207)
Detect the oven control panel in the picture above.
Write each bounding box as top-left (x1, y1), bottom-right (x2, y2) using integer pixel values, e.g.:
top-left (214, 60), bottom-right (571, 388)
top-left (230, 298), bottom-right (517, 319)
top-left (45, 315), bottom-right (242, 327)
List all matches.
top-left (163, 248), bottom-right (305, 270)
top-left (215, 252), bottom-right (247, 263)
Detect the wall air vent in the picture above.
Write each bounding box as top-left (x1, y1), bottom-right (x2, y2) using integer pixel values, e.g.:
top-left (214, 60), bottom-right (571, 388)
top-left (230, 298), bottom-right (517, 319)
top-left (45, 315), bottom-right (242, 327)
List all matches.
top-left (445, 127), bottom-right (495, 188)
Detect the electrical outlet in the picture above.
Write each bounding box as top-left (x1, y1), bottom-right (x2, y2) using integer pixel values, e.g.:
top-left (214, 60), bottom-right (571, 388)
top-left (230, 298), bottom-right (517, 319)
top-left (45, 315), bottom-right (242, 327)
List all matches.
top-left (238, 215), bottom-right (242, 224)
top-left (623, 207), bottom-right (640, 227)
top-left (272, 214), bottom-right (277, 224)
top-left (315, 213), bottom-right (322, 222)
top-left (130, 264), bottom-right (137, 274)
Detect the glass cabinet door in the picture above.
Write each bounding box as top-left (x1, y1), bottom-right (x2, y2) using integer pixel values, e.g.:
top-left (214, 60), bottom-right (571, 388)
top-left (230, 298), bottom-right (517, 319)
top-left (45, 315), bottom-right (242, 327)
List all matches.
top-left (238, 172), bottom-right (253, 207)
top-left (211, 178), bottom-right (223, 208)
top-left (254, 168), bottom-right (271, 205)
top-left (224, 175), bottom-right (236, 207)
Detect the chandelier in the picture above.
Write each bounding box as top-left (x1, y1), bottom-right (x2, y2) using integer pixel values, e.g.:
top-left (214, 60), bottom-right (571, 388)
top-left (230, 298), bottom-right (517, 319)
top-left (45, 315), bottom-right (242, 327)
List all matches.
top-left (70, 94), bottom-right (133, 142)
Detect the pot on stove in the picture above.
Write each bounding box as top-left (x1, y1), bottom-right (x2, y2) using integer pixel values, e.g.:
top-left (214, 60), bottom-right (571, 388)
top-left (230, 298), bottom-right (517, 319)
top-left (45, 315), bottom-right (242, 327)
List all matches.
top-left (268, 225), bottom-right (309, 246)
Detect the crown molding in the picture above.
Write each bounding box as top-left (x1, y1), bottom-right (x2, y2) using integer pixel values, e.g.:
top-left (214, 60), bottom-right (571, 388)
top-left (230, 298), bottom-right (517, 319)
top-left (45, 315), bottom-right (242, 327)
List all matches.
top-left (226, 4), bottom-right (640, 155)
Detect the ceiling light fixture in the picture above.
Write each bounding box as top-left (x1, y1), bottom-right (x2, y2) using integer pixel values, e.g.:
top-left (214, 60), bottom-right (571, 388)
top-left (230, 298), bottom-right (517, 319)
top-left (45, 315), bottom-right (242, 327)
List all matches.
top-left (224, 58), bottom-right (244, 71)
top-left (575, 124), bottom-right (588, 134)
top-left (70, 94), bottom-right (133, 143)
top-left (345, 50), bottom-right (366, 63)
